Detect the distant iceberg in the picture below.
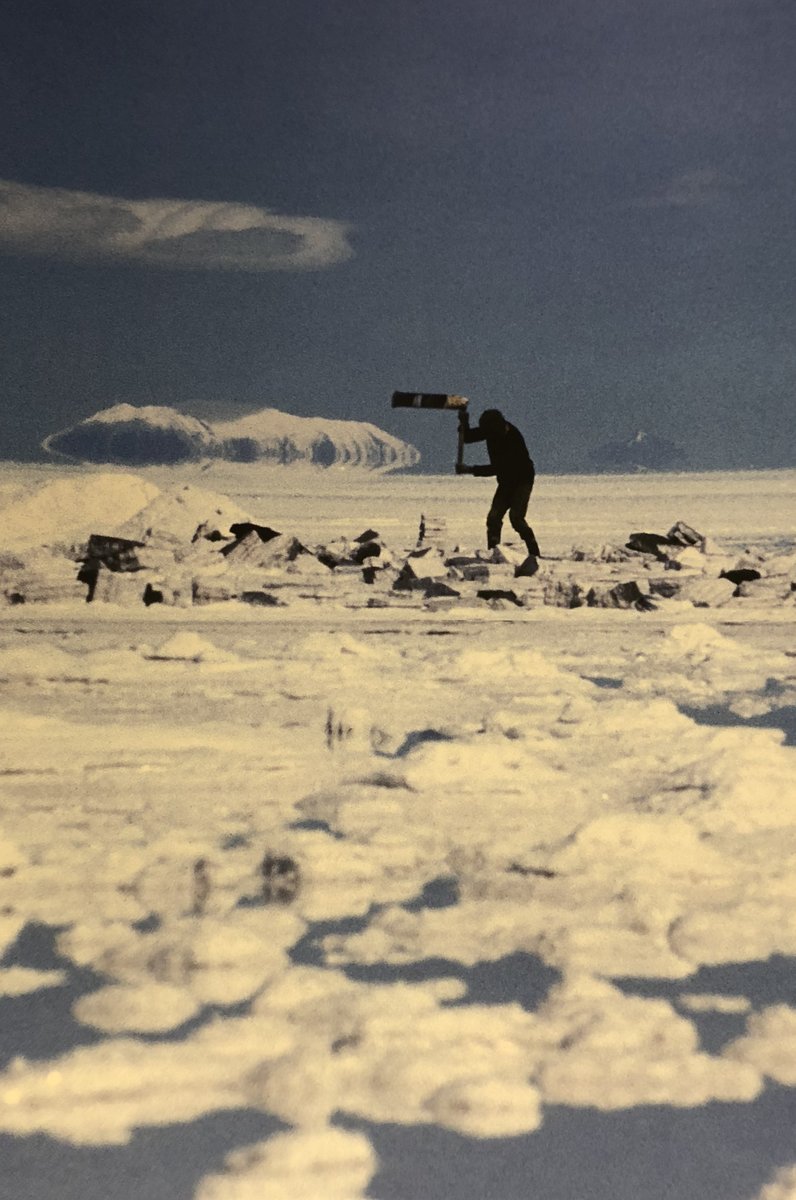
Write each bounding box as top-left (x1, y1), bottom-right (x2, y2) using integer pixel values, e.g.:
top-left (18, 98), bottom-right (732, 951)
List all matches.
top-left (43, 403), bottom-right (420, 472)
top-left (589, 430), bottom-right (688, 472)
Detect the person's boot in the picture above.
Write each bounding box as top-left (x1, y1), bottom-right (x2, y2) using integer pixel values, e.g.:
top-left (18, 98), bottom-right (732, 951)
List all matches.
top-left (515, 555), bottom-right (539, 577)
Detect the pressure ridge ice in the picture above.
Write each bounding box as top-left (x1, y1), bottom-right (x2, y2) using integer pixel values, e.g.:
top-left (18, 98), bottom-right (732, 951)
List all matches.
top-left (1, 474), bottom-right (794, 624)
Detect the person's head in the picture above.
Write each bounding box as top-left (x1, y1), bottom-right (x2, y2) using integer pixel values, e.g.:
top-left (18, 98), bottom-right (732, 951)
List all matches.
top-left (479, 408), bottom-right (506, 435)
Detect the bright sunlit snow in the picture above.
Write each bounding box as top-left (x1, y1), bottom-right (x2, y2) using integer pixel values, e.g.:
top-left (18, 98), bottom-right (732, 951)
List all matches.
top-left (0, 461), bottom-right (794, 1199)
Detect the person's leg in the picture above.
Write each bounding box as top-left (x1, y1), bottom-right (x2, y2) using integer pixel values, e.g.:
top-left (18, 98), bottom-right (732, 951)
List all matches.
top-left (486, 484), bottom-right (511, 548)
top-left (508, 481), bottom-right (540, 556)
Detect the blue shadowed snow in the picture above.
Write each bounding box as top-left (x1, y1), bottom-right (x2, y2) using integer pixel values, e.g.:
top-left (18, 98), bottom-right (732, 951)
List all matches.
top-left (618, 955), bottom-right (796, 1008)
top-left (679, 705), bottom-right (796, 747)
top-left (616, 956), bottom-right (796, 1053)
top-left (288, 817), bottom-right (345, 838)
top-left (0, 1110), bottom-right (285, 1200)
top-left (290, 912), bottom-right (373, 968)
top-left (291, 875), bottom-right (459, 966)
top-left (0, 921), bottom-right (261, 1065)
top-left (392, 729), bottom-right (456, 758)
top-left (343, 951), bottom-right (560, 1013)
top-left (403, 875), bottom-right (460, 911)
top-left (291, 877), bottom-right (559, 1009)
top-left (0, 923), bottom-right (106, 1067)
top-left (341, 1085), bottom-right (796, 1200)
top-left (587, 679), bottom-right (796, 745)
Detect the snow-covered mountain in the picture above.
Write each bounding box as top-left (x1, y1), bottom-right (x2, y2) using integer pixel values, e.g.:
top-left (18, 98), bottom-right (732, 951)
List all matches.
top-left (42, 404), bottom-right (420, 471)
top-left (212, 408), bottom-right (419, 470)
top-left (42, 405), bottom-right (218, 465)
top-left (589, 430), bottom-right (688, 472)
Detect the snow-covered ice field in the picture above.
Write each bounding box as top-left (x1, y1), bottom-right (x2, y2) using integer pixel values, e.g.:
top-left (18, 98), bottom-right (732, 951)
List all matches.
top-left (0, 462), bottom-right (795, 1199)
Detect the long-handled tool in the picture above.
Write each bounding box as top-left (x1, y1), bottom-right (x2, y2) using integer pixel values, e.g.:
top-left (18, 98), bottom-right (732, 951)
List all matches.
top-left (391, 392), bottom-right (469, 471)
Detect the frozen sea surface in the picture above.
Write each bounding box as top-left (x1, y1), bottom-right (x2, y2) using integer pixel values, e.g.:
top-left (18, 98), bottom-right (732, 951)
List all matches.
top-left (0, 463), bottom-right (794, 1199)
top-left (1, 460), bottom-right (794, 553)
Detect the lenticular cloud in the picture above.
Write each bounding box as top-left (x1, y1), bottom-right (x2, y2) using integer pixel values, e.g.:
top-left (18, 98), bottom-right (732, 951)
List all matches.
top-left (0, 179), bottom-right (352, 271)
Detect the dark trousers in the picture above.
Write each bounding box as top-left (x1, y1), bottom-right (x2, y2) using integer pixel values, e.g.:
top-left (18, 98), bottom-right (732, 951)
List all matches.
top-left (486, 478), bottom-right (539, 556)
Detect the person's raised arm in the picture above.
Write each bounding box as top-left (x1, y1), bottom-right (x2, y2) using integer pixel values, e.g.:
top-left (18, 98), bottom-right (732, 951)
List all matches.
top-left (461, 410), bottom-right (486, 445)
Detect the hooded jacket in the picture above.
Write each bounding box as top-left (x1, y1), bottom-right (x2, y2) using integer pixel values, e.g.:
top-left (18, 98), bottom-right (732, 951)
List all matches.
top-left (463, 420), bottom-right (535, 487)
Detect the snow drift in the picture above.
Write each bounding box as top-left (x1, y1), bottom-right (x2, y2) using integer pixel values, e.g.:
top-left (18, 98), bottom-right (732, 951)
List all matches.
top-left (0, 472), bottom-right (160, 549)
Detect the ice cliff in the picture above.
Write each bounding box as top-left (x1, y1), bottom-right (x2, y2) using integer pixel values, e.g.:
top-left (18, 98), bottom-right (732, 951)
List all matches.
top-left (42, 403), bottom-right (420, 472)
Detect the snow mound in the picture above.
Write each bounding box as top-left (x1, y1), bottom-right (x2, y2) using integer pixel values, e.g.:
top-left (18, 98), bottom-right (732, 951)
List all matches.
top-left (114, 483), bottom-right (251, 545)
top-left (73, 983), bottom-right (200, 1034)
top-left (535, 975), bottom-right (760, 1109)
top-left (624, 623), bottom-right (792, 705)
top-left (196, 1128), bottom-right (377, 1200)
top-left (0, 644), bottom-right (86, 680)
top-left (0, 472), bottom-right (159, 549)
top-left (43, 404), bottom-right (218, 465)
top-left (144, 632), bottom-right (237, 663)
top-left (450, 647), bottom-right (587, 689)
top-left (725, 1005), bottom-right (796, 1086)
top-left (0, 1014), bottom-right (296, 1145)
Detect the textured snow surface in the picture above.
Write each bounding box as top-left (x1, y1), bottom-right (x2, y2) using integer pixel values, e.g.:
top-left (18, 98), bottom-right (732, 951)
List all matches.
top-left (0, 472), bottom-right (159, 548)
top-left (0, 464), bottom-right (794, 1198)
top-left (113, 483), bottom-right (251, 546)
top-left (195, 1128), bottom-right (378, 1200)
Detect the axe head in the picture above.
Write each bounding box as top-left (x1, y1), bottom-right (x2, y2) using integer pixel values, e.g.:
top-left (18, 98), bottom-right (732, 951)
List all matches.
top-left (391, 391), bottom-right (468, 410)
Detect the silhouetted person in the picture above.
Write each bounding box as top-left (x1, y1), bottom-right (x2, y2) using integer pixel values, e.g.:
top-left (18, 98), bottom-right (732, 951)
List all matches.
top-left (456, 408), bottom-right (540, 557)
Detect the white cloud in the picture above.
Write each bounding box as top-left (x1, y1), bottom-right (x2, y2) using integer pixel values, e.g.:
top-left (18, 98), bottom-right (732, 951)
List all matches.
top-left (0, 179), bottom-right (353, 270)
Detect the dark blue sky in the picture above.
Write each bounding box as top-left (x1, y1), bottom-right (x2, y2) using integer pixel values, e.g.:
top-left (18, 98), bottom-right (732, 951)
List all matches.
top-left (1, 0), bottom-right (794, 471)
